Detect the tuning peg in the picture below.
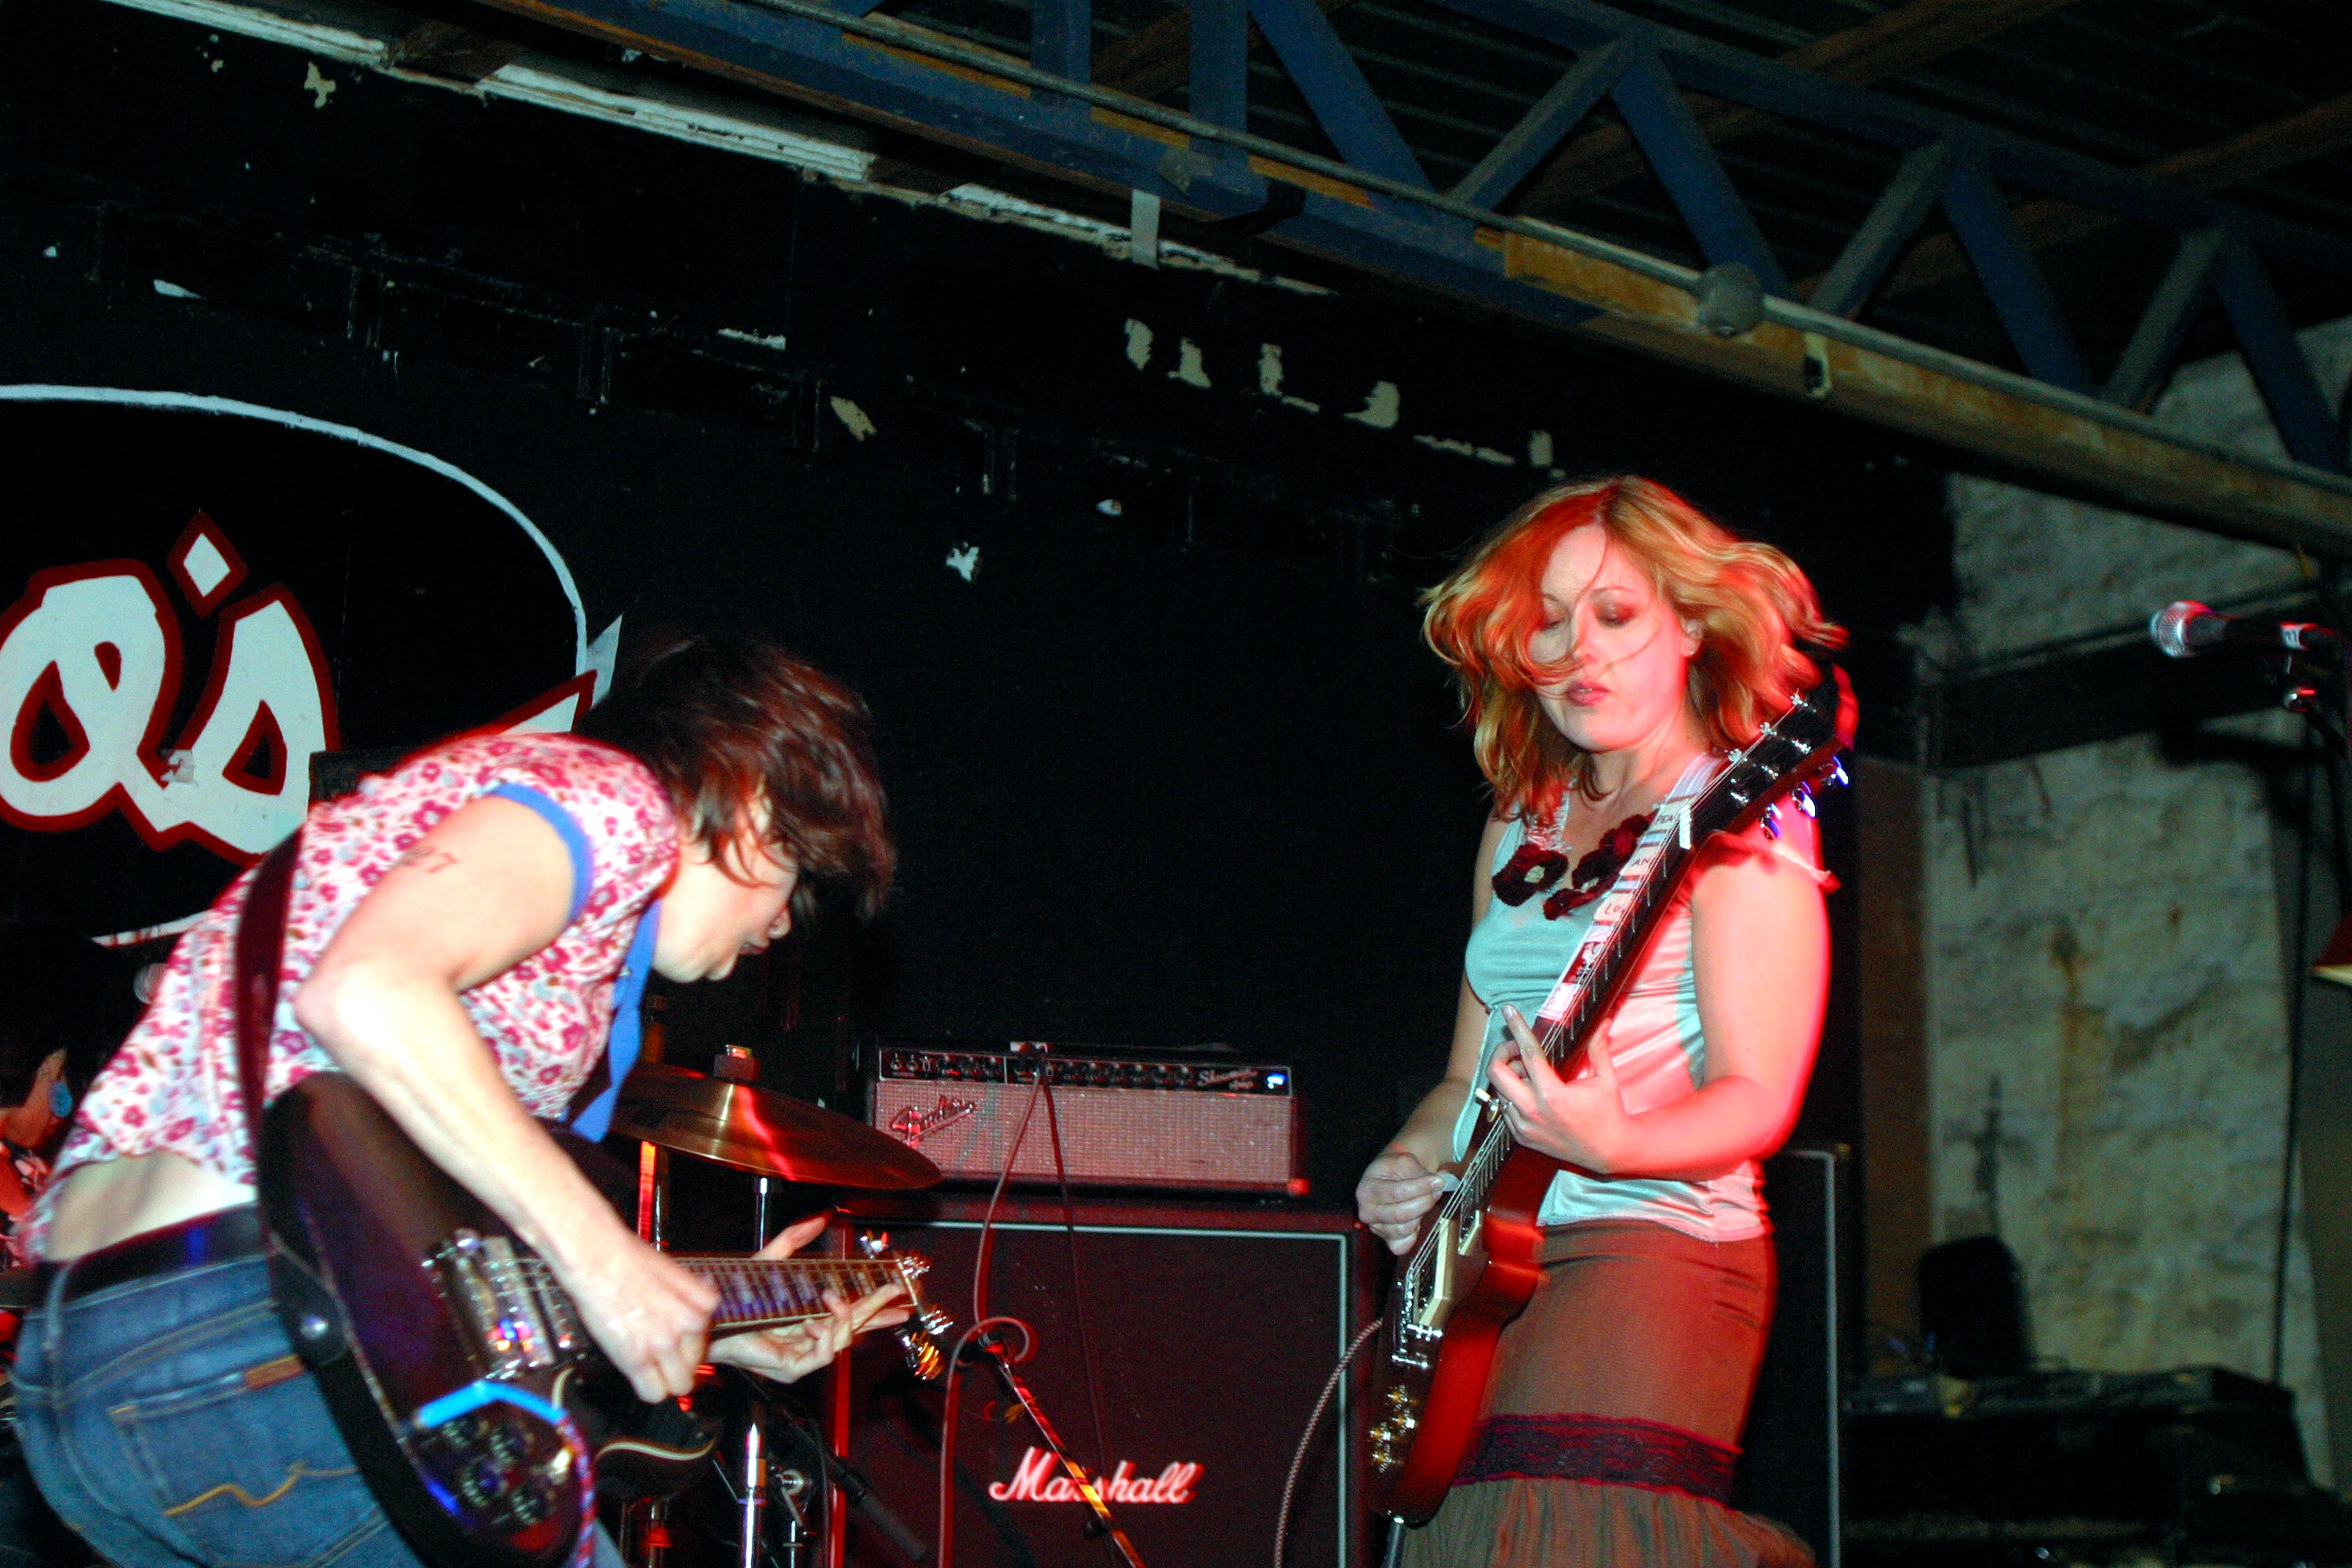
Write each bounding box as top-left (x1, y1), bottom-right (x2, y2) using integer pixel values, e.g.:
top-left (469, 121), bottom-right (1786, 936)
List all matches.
top-left (1828, 757), bottom-right (1849, 789)
top-left (1794, 784), bottom-right (1816, 818)
top-left (1762, 804), bottom-right (1782, 839)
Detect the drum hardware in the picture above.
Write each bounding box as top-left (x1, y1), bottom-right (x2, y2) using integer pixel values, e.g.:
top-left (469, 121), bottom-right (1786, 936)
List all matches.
top-left (622, 1498), bottom-right (674, 1568)
top-left (616, 1052), bottom-right (943, 1568)
top-left (772, 1468), bottom-right (812, 1568)
top-left (739, 1414), bottom-right (768, 1568)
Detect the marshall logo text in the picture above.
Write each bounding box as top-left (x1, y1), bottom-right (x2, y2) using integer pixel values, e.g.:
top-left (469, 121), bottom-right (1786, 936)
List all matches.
top-left (987, 1448), bottom-right (1202, 1506)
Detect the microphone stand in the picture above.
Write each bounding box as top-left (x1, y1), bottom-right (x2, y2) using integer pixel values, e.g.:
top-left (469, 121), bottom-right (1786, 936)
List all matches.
top-left (961, 1330), bottom-right (1147, 1568)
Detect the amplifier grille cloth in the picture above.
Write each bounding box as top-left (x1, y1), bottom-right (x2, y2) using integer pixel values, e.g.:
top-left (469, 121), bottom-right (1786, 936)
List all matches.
top-left (869, 1081), bottom-right (1295, 1189)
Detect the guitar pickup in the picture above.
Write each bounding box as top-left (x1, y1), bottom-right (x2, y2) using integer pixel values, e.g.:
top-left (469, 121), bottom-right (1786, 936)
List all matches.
top-left (432, 1229), bottom-right (563, 1377)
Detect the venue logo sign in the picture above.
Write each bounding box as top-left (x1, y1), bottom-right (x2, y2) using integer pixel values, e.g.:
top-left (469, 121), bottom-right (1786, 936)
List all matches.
top-left (0, 513), bottom-right (336, 863)
top-left (0, 387), bottom-right (608, 941)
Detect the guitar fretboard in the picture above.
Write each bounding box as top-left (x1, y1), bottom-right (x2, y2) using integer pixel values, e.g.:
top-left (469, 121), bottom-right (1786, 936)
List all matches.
top-left (678, 1258), bottom-right (910, 1334)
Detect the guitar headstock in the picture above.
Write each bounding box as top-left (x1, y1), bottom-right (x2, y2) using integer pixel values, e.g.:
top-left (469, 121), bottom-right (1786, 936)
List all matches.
top-left (858, 1230), bottom-right (955, 1381)
top-left (1690, 664), bottom-right (1856, 844)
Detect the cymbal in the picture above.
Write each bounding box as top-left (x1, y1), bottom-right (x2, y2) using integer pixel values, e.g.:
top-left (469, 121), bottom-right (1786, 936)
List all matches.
top-left (612, 1062), bottom-right (941, 1190)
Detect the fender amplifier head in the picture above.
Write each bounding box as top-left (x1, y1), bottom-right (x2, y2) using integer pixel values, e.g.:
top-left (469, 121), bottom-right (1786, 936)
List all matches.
top-left (866, 1044), bottom-right (1305, 1194)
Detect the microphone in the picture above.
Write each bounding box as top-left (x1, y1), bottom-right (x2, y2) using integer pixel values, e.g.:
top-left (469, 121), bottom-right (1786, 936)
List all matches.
top-left (2149, 601), bottom-right (2339, 659)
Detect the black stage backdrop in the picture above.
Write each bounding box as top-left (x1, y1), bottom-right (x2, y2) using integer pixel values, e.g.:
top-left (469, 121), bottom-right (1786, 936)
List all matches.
top-left (0, 1), bottom-right (1951, 1208)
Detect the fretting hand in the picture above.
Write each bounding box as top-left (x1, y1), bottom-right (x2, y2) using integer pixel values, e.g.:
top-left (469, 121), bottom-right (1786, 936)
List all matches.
top-left (1356, 1148), bottom-right (1450, 1256)
top-left (1486, 1004), bottom-right (1637, 1174)
top-left (706, 1214), bottom-right (913, 1384)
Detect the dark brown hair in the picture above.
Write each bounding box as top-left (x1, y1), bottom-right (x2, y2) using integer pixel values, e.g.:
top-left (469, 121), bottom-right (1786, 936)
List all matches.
top-left (579, 636), bottom-right (895, 922)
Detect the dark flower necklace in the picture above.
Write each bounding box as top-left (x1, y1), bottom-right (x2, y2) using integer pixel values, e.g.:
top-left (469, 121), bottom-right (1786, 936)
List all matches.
top-left (1493, 808), bottom-right (1655, 920)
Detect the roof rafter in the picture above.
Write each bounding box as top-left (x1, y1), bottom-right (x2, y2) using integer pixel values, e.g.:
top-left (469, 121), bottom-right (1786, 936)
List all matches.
top-left (1514, 0), bottom-right (2078, 216)
top-left (1864, 91), bottom-right (2352, 303)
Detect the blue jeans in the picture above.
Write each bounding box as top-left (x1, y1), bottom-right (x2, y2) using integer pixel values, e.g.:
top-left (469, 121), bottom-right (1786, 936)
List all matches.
top-left (15, 1247), bottom-right (426, 1568)
top-left (17, 1242), bottom-right (635, 1568)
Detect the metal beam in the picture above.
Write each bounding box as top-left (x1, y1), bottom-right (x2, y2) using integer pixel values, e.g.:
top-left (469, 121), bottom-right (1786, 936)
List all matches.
top-left (1486, 223), bottom-right (2352, 553)
top-left (2102, 227), bottom-right (2228, 411)
top-left (1032, 0), bottom-right (1089, 82)
top-left (1871, 91), bottom-right (2352, 302)
top-left (1813, 140), bottom-right (1954, 320)
top-left (1426, 0), bottom-right (2352, 281)
top-left (471, 0), bottom-right (1276, 211)
top-left (1449, 42), bottom-right (1625, 211)
top-left (1188, 0), bottom-right (1247, 132)
top-left (1609, 46), bottom-right (1789, 293)
top-left (1243, 0), bottom-right (1428, 191)
top-left (1938, 153), bottom-right (2090, 394)
top-left (1515, 0), bottom-right (2078, 217)
top-left (2214, 239), bottom-right (2347, 473)
top-left (1094, 0), bottom-right (1355, 102)
top-left (130, 0), bottom-right (2352, 550)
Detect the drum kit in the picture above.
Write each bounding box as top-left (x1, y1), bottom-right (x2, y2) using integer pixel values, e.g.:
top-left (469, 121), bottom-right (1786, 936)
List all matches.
top-left (608, 1053), bottom-right (946, 1568)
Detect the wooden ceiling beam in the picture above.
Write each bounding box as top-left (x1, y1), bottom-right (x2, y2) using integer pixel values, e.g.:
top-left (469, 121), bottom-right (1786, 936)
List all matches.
top-left (1864, 92), bottom-right (2352, 302)
top-left (1093, 0), bottom-right (1353, 103)
top-left (1513, 0), bottom-right (2078, 217)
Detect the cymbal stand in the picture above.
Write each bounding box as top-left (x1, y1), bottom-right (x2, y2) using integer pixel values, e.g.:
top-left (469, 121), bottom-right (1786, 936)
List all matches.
top-left (963, 1332), bottom-right (1145, 1568)
top-left (741, 1414), bottom-right (770, 1568)
top-left (774, 1468), bottom-right (813, 1568)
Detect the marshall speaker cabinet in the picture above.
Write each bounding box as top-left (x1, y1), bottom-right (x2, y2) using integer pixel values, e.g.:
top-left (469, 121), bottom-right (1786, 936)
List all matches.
top-left (866, 1044), bottom-right (1305, 1194)
top-left (833, 1195), bottom-right (1374, 1568)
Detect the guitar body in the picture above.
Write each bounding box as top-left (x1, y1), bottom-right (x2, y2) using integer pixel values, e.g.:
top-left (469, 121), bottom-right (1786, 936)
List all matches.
top-left (1365, 1132), bottom-right (1555, 1525)
top-left (258, 1072), bottom-right (948, 1568)
top-left (260, 1072), bottom-right (606, 1568)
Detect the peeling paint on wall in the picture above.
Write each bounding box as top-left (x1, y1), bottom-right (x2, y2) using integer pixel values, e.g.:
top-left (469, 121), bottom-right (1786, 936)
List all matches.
top-left (945, 543), bottom-right (979, 581)
top-left (1255, 343), bottom-right (1319, 412)
top-left (1123, 319), bottom-right (1153, 372)
top-left (717, 328), bottom-right (788, 352)
top-left (1169, 339), bottom-right (1210, 390)
top-left (302, 60), bottom-right (335, 108)
top-left (828, 395), bottom-right (876, 441)
top-left (1411, 434), bottom-right (1515, 466)
top-left (1345, 380), bottom-right (1399, 430)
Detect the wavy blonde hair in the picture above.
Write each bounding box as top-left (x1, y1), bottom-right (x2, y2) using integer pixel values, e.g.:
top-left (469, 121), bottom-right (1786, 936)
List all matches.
top-left (1421, 477), bottom-right (1846, 823)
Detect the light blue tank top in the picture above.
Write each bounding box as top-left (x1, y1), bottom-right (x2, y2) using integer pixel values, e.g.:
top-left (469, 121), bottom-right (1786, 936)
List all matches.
top-left (1453, 787), bottom-right (1769, 1241)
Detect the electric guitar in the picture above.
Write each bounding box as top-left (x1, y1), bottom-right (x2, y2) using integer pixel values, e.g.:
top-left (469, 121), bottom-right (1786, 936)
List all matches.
top-left (257, 1071), bottom-right (953, 1568)
top-left (1364, 665), bottom-right (1856, 1525)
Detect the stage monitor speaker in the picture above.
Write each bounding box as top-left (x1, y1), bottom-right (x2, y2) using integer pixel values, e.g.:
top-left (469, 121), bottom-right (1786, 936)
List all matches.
top-left (1733, 1146), bottom-right (1843, 1568)
top-left (836, 1196), bottom-right (1373, 1568)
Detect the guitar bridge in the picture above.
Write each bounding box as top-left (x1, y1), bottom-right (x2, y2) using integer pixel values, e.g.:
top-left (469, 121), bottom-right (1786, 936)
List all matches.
top-left (432, 1229), bottom-right (568, 1377)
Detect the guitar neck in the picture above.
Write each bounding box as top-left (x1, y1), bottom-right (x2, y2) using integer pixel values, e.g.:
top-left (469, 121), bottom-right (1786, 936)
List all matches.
top-left (677, 1256), bottom-right (907, 1337)
top-left (1537, 834), bottom-right (1694, 1069)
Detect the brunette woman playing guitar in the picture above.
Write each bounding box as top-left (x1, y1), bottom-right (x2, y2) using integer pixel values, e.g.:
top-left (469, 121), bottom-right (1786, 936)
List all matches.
top-left (1358, 480), bottom-right (1839, 1566)
top-left (13, 637), bottom-right (910, 1568)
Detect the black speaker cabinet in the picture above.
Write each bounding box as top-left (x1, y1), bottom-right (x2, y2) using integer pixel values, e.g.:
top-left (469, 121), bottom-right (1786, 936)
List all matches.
top-left (835, 1196), bottom-right (1376, 1568)
top-left (1734, 1146), bottom-right (1845, 1567)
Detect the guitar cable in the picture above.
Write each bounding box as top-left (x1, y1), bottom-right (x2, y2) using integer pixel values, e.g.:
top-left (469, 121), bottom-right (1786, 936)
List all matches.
top-left (938, 1069), bottom-right (1047, 1568)
top-left (938, 1060), bottom-right (1120, 1568)
top-left (1271, 1317), bottom-right (1381, 1568)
